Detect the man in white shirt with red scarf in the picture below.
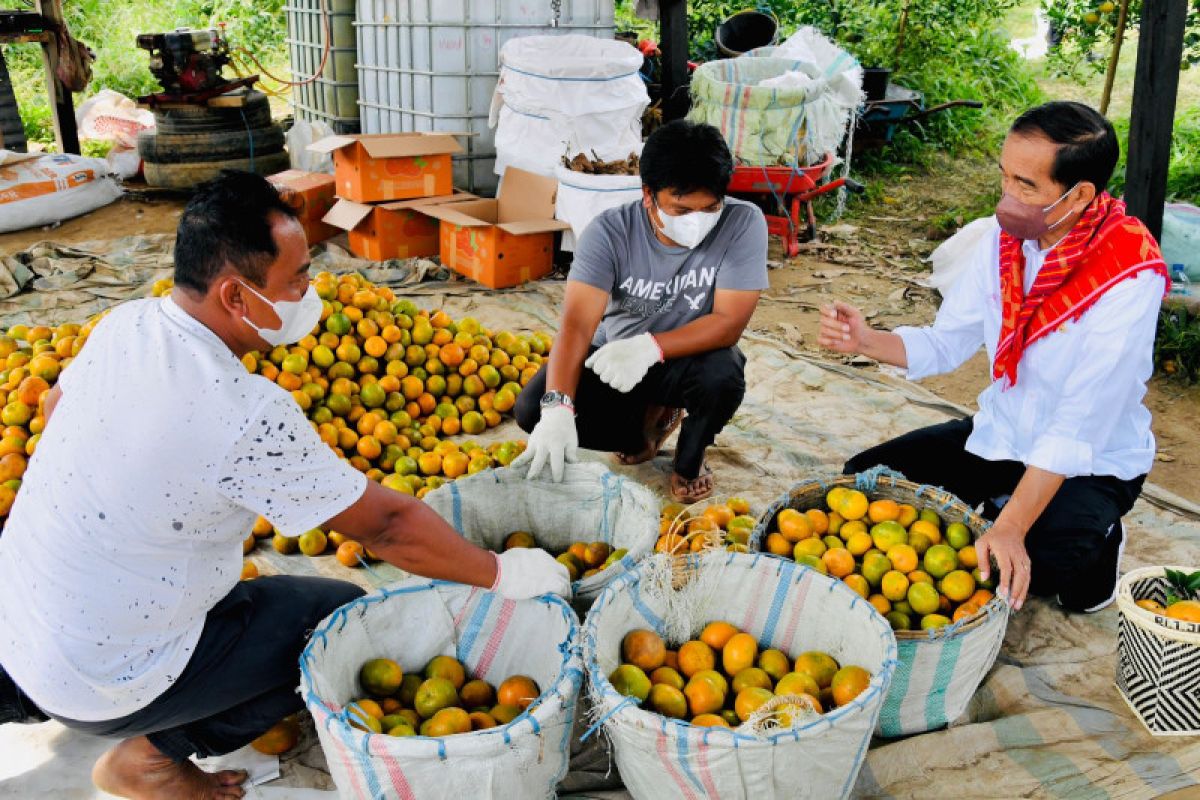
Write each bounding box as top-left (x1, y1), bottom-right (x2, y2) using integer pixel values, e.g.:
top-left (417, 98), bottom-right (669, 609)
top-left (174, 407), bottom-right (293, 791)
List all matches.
top-left (819, 101), bottom-right (1168, 614)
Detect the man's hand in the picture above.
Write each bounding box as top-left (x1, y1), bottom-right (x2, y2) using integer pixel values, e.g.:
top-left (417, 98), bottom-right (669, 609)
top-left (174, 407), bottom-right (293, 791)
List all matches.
top-left (512, 405), bottom-right (578, 482)
top-left (584, 333), bottom-right (663, 393)
top-left (818, 302), bottom-right (872, 354)
top-left (492, 548), bottom-right (573, 599)
top-left (975, 519), bottom-right (1032, 610)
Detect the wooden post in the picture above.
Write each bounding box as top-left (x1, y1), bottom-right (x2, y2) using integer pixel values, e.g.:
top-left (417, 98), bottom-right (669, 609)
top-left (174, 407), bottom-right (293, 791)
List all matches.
top-left (1099, 0), bottom-right (1131, 116)
top-left (1124, 0), bottom-right (1186, 241)
top-left (34, 0), bottom-right (80, 154)
top-left (660, 0), bottom-right (689, 121)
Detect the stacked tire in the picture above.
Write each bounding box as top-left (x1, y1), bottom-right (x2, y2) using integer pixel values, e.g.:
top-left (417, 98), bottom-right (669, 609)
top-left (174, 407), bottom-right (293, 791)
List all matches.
top-left (139, 90), bottom-right (289, 189)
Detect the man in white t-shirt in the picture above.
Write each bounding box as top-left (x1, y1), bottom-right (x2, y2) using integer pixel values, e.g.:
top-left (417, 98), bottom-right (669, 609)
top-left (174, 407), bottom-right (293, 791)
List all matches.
top-left (0, 171), bottom-right (569, 800)
top-left (819, 102), bottom-right (1168, 615)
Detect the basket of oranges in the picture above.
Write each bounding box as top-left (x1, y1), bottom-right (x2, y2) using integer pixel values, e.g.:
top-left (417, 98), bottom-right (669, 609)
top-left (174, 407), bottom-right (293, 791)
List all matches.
top-left (300, 579), bottom-right (582, 799)
top-left (1116, 565), bottom-right (1200, 735)
top-left (423, 461), bottom-right (660, 608)
top-left (581, 551), bottom-right (896, 800)
top-left (750, 467), bottom-right (1009, 737)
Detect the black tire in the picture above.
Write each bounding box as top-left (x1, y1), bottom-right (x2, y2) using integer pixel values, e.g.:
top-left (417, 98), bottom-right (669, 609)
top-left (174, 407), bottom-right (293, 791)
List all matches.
top-left (153, 91), bottom-right (272, 134)
top-left (137, 124), bottom-right (286, 164)
top-left (143, 149), bottom-right (291, 190)
top-left (0, 48), bottom-right (27, 153)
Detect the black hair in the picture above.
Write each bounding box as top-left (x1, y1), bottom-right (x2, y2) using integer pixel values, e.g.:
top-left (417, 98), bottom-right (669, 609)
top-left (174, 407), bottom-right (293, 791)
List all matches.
top-left (174, 170), bottom-right (297, 294)
top-left (1009, 101), bottom-right (1119, 193)
top-left (641, 119), bottom-right (734, 199)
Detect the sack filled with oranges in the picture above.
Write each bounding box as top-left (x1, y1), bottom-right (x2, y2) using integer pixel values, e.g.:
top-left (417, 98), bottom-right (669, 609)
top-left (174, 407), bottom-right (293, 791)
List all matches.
top-left (653, 497), bottom-right (758, 556)
top-left (301, 580), bottom-right (582, 798)
top-left (583, 551), bottom-right (897, 799)
top-left (752, 469), bottom-right (1011, 738)
top-left (424, 461), bottom-right (659, 606)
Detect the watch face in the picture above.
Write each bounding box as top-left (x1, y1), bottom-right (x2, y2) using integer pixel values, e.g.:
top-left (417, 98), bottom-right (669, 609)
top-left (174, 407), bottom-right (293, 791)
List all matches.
top-left (541, 391), bottom-right (564, 408)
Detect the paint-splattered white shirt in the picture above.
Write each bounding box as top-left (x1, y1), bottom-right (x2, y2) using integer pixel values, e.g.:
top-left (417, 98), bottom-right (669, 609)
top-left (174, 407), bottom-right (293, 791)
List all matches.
top-left (0, 296), bottom-right (365, 721)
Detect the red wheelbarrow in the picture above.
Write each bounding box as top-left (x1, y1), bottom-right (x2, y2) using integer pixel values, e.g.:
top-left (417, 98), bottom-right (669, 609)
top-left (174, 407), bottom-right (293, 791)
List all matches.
top-left (727, 153), bottom-right (864, 257)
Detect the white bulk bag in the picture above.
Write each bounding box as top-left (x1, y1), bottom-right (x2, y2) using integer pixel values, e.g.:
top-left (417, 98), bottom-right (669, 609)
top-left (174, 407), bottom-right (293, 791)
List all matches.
top-left (554, 161), bottom-right (643, 252)
top-left (0, 151), bottom-right (122, 233)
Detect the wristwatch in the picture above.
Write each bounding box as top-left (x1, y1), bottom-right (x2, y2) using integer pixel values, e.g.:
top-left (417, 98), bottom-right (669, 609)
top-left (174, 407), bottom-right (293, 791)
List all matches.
top-left (540, 390), bottom-right (575, 413)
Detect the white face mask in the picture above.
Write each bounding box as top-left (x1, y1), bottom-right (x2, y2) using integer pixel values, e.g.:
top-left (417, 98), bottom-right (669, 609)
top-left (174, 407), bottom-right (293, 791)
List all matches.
top-left (652, 197), bottom-right (723, 249)
top-left (238, 281), bottom-right (322, 347)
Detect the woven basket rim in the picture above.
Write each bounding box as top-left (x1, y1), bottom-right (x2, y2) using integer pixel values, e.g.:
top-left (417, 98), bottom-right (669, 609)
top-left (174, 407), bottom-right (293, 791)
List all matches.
top-left (751, 472), bottom-right (1009, 640)
top-left (1116, 564), bottom-right (1200, 644)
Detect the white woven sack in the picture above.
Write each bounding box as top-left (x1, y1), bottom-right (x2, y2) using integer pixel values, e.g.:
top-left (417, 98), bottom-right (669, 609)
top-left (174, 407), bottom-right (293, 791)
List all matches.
top-left (300, 580), bottom-right (582, 800)
top-left (423, 461), bottom-right (660, 604)
top-left (553, 161), bottom-right (643, 252)
top-left (0, 151), bottom-right (123, 233)
top-left (582, 552), bottom-right (898, 800)
top-left (490, 34), bottom-right (649, 178)
top-left (1116, 565), bottom-right (1200, 735)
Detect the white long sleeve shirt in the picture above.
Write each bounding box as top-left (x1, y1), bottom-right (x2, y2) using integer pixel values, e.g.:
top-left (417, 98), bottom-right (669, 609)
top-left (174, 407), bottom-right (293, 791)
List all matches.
top-left (895, 219), bottom-right (1163, 480)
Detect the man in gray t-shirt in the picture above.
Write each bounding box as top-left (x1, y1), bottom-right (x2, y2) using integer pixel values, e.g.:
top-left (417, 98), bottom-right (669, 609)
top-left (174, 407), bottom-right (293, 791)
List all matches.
top-left (515, 120), bottom-right (768, 502)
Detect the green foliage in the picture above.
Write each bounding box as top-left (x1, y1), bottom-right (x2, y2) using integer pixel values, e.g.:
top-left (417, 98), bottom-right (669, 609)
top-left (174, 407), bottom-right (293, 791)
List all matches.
top-left (1109, 110), bottom-right (1200, 204)
top-left (1041, 0), bottom-right (1200, 79)
top-left (1164, 568), bottom-right (1200, 605)
top-left (5, 0), bottom-right (287, 144)
top-left (1155, 305), bottom-right (1200, 384)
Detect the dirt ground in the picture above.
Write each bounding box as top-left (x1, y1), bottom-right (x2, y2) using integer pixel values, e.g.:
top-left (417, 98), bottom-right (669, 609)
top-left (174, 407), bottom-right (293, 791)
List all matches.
top-left (1, 158), bottom-right (1196, 503)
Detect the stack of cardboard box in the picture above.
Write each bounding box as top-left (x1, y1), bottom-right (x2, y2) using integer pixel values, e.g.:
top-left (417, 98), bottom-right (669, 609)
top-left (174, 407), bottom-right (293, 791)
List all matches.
top-left (271, 133), bottom-right (570, 290)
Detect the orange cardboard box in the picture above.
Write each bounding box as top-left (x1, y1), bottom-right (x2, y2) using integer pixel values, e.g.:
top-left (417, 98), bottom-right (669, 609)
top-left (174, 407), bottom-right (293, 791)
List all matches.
top-left (307, 133), bottom-right (462, 203)
top-left (267, 169), bottom-right (339, 244)
top-left (418, 167), bottom-right (571, 289)
top-left (322, 191), bottom-right (476, 262)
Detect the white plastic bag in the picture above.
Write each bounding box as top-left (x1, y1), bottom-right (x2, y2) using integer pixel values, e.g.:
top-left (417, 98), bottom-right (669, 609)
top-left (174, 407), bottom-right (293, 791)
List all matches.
top-left (300, 581), bottom-right (582, 799)
top-left (582, 552), bottom-right (897, 800)
top-left (490, 35), bottom-right (649, 178)
top-left (925, 216), bottom-right (998, 294)
top-left (286, 118), bottom-right (336, 174)
top-left (423, 462), bottom-right (660, 606)
top-left (75, 89), bottom-right (154, 179)
top-left (554, 161), bottom-right (643, 252)
top-left (0, 151), bottom-right (122, 234)
top-left (1162, 203), bottom-right (1200, 284)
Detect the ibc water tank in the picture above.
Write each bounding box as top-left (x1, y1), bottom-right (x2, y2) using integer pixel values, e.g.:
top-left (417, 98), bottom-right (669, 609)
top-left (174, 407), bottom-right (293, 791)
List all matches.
top-left (355, 0), bottom-right (615, 195)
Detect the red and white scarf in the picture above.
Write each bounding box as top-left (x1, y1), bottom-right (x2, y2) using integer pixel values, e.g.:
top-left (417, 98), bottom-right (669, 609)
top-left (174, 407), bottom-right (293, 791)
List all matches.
top-left (993, 192), bottom-right (1170, 387)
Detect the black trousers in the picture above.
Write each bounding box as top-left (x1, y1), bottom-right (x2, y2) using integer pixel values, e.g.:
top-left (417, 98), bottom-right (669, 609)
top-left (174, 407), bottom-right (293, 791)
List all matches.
top-left (844, 417), bottom-right (1145, 608)
top-left (48, 575), bottom-right (364, 761)
top-left (516, 346), bottom-right (747, 480)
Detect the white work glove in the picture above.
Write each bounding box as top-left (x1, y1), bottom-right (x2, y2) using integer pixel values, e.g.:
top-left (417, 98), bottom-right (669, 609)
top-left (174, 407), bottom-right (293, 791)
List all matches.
top-left (492, 548), bottom-right (573, 599)
top-left (584, 333), bottom-right (663, 393)
top-left (512, 405), bottom-right (578, 482)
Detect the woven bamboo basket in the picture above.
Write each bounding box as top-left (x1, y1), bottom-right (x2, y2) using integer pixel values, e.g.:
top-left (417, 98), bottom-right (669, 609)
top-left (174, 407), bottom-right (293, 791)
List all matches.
top-left (1116, 565), bottom-right (1200, 735)
top-left (750, 468), bottom-right (1010, 736)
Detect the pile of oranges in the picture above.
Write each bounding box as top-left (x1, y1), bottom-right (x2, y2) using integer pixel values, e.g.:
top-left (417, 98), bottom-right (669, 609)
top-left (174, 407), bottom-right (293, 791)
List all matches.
top-left (0, 316), bottom-right (107, 524)
top-left (654, 498), bottom-right (757, 555)
top-left (346, 655), bottom-right (541, 738)
top-left (761, 488), bottom-right (997, 632)
top-left (608, 624), bottom-right (872, 728)
top-left (501, 532), bottom-right (628, 581)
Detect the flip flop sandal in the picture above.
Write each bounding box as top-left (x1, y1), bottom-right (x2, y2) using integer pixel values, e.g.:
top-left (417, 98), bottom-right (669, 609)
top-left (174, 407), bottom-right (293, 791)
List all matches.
top-left (671, 462), bottom-right (714, 503)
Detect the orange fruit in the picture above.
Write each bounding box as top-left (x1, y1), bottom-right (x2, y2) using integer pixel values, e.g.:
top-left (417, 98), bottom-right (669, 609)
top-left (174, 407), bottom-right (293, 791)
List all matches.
top-left (805, 509), bottom-right (829, 536)
top-left (690, 713), bottom-right (730, 727)
top-left (939, 570), bottom-right (976, 603)
top-left (868, 594), bottom-right (891, 615)
top-left (1166, 600), bottom-right (1200, 622)
top-left (722, 633), bottom-right (758, 675)
top-left (793, 651), bottom-right (839, 689)
top-left (622, 629), bottom-right (667, 672)
top-left (460, 679), bottom-right (496, 708)
top-left (836, 490), bottom-right (869, 521)
top-left (765, 532), bottom-right (792, 557)
top-left (868, 499), bottom-right (900, 524)
top-left (1135, 598), bottom-right (1165, 614)
top-left (15, 376), bottom-right (48, 408)
top-left (414, 677), bottom-right (459, 719)
top-left (952, 602), bottom-right (981, 622)
top-left (360, 658), bottom-right (404, 697)
top-left (240, 560), bottom-right (258, 581)
top-left (251, 717), bottom-right (301, 755)
top-left (684, 675), bottom-right (725, 715)
top-left (468, 712), bottom-right (498, 731)
top-left (758, 649), bottom-right (791, 682)
top-left (699, 621), bottom-right (739, 651)
top-left (923, 544), bottom-right (958, 579)
top-left (777, 509), bottom-right (812, 542)
top-left (967, 589), bottom-right (995, 608)
top-left (830, 665), bottom-right (870, 707)
top-left (610, 665), bottom-right (651, 702)
top-left (677, 640), bottom-right (716, 678)
top-left (896, 504), bottom-right (919, 528)
top-left (881, 571), bottom-right (910, 602)
top-left (650, 666), bottom-right (685, 691)
top-left (843, 574), bottom-right (870, 599)
top-left (957, 544), bottom-right (979, 569)
top-left (704, 505), bottom-right (735, 528)
top-left (663, 650), bottom-right (679, 671)
top-left (497, 675), bottom-right (540, 710)
top-left (649, 684), bottom-right (689, 719)
top-left (336, 540), bottom-right (365, 567)
top-left (425, 655), bottom-right (467, 690)
top-left (775, 671), bottom-right (819, 698)
top-left (734, 687), bottom-right (774, 722)
top-left (845, 531), bottom-right (873, 557)
top-left (731, 667), bottom-right (773, 694)
top-left (822, 548), bottom-right (855, 578)
top-left (885, 544), bottom-right (918, 573)
top-left (426, 707), bottom-right (471, 736)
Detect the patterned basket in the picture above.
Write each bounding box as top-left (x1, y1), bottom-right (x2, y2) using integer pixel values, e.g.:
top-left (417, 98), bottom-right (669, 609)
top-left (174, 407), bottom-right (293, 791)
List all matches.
top-left (749, 468), bottom-right (1011, 736)
top-left (1116, 565), bottom-right (1200, 735)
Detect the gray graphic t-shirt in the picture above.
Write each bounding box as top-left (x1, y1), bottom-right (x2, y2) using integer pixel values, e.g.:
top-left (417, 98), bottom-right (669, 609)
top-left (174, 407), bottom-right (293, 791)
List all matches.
top-left (568, 197), bottom-right (769, 346)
